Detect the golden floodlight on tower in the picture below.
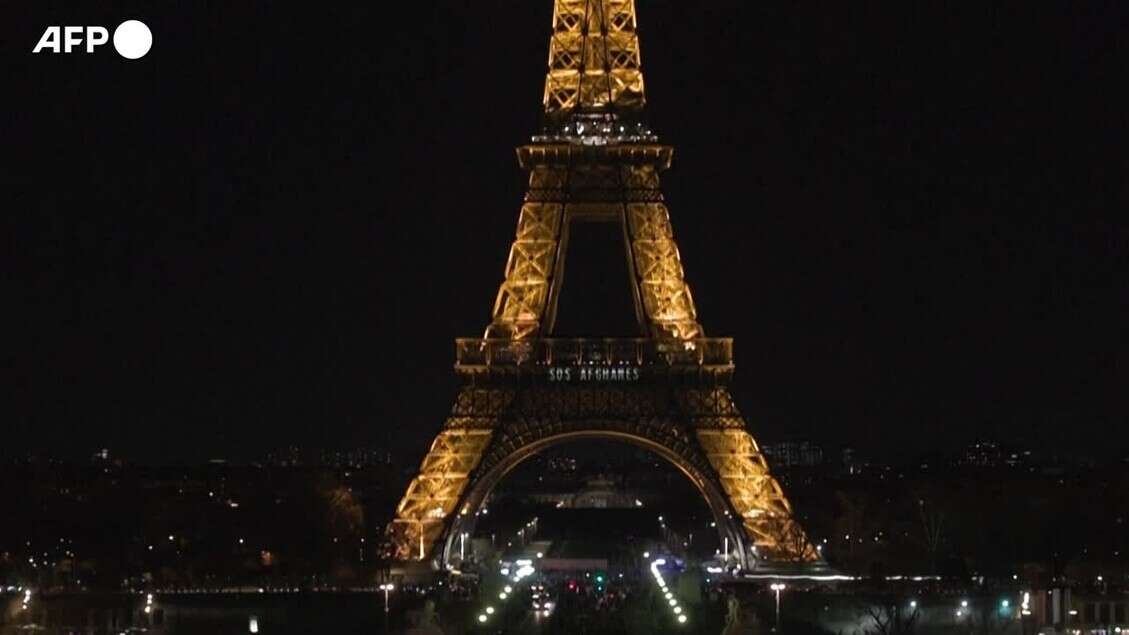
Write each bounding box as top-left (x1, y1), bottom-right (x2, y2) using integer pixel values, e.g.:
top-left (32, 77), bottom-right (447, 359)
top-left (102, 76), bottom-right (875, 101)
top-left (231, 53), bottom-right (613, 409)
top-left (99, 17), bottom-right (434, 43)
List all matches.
top-left (384, 0), bottom-right (820, 570)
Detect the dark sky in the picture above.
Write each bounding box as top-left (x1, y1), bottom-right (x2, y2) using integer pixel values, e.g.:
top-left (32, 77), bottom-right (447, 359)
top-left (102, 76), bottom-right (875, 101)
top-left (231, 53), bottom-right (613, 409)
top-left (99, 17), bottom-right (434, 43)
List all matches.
top-left (5, 2), bottom-right (1128, 464)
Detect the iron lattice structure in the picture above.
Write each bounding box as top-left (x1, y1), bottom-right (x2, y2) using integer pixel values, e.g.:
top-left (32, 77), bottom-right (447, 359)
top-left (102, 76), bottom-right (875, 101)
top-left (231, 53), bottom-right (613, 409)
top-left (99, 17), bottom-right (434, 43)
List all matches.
top-left (385, 0), bottom-right (820, 569)
top-left (543, 0), bottom-right (645, 118)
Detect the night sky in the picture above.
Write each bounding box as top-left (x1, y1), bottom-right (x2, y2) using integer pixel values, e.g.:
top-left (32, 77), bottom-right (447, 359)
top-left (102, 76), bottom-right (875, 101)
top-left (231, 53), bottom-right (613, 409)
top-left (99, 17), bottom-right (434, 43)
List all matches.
top-left (6, 3), bottom-right (1128, 464)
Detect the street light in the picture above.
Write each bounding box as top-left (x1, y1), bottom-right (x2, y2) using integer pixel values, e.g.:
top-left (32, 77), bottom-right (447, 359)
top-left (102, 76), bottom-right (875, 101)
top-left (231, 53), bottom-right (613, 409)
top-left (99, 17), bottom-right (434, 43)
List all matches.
top-left (770, 583), bottom-right (787, 631)
top-left (379, 583), bottom-right (394, 612)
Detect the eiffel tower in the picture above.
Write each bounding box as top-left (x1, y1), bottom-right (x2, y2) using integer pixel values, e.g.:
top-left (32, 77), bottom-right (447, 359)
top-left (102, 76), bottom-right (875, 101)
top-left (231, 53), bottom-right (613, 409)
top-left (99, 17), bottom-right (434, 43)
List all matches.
top-left (385, 0), bottom-right (820, 570)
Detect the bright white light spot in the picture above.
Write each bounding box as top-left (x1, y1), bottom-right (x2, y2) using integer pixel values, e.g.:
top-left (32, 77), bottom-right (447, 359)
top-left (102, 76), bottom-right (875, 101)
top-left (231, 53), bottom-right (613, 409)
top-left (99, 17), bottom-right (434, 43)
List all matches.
top-left (478, 614), bottom-right (487, 623)
top-left (678, 614), bottom-right (687, 624)
top-left (485, 607), bottom-right (494, 614)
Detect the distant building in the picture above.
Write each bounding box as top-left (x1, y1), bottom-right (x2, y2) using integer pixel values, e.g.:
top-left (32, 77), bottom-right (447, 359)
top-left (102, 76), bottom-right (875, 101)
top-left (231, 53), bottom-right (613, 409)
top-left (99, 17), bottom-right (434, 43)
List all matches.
top-left (841, 447), bottom-right (863, 474)
top-left (958, 440), bottom-right (1032, 468)
top-left (761, 441), bottom-right (824, 468)
top-left (528, 476), bottom-right (639, 509)
top-left (264, 446), bottom-right (391, 468)
top-left (547, 456), bottom-right (578, 473)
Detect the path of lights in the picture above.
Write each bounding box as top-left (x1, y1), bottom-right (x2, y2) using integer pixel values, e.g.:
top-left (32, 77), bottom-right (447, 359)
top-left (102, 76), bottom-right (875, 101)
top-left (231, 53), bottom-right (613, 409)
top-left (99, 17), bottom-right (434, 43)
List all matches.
top-left (530, 582), bottom-right (553, 618)
top-left (649, 558), bottom-right (689, 626)
top-left (480, 562), bottom-right (538, 625)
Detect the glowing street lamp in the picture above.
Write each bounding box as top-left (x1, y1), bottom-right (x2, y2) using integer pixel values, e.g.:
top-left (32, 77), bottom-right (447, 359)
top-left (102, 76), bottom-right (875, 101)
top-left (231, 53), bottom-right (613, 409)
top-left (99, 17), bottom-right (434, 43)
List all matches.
top-left (379, 583), bottom-right (395, 612)
top-left (770, 583), bottom-right (787, 630)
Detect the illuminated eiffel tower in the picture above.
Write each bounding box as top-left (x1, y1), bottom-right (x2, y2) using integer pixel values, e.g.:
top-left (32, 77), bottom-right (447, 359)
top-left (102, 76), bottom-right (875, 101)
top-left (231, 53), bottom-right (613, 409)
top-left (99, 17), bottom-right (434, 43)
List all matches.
top-left (385, 0), bottom-right (820, 570)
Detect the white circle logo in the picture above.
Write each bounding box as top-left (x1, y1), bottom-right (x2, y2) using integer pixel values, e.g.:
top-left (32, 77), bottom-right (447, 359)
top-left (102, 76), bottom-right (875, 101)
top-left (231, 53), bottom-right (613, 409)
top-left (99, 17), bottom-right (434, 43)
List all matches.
top-left (113, 20), bottom-right (151, 59)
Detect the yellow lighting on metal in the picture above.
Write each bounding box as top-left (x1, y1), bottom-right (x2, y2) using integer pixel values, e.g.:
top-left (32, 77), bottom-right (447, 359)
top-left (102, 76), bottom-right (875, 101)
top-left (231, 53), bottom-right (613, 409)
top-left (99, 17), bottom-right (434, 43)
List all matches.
top-left (544, 0), bottom-right (645, 116)
top-left (484, 164), bottom-right (704, 341)
top-left (386, 427), bottom-right (494, 560)
top-left (697, 428), bottom-right (819, 562)
top-left (627, 201), bottom-right (702, 339)
top-left (485, 202), bottom-right (562, 340)
top-left (384, 0), bottom-right (817, 569)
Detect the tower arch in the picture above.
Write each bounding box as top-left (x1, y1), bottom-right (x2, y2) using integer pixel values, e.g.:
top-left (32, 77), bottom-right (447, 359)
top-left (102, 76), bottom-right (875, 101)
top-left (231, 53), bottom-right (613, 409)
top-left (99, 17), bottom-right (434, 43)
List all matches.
top-left (438, 426), bottom-right (749, 570)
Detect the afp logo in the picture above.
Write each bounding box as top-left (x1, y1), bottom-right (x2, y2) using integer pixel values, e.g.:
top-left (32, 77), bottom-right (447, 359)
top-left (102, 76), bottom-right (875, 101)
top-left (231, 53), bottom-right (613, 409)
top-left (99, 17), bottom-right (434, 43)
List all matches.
top-left (33, 20), bottom-right (152, 59)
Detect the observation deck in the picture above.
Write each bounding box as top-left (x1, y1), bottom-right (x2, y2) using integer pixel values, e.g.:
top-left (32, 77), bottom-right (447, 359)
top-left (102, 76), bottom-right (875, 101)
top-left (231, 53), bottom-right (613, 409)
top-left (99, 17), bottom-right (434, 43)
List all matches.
top-left (454, 337), bottom-right (733, 375)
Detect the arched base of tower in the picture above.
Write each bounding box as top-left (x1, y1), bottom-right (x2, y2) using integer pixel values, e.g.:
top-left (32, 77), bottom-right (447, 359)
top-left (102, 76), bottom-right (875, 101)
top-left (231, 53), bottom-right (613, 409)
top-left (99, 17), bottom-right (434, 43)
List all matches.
top-left (383, 381), bottom-right (819, 571)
